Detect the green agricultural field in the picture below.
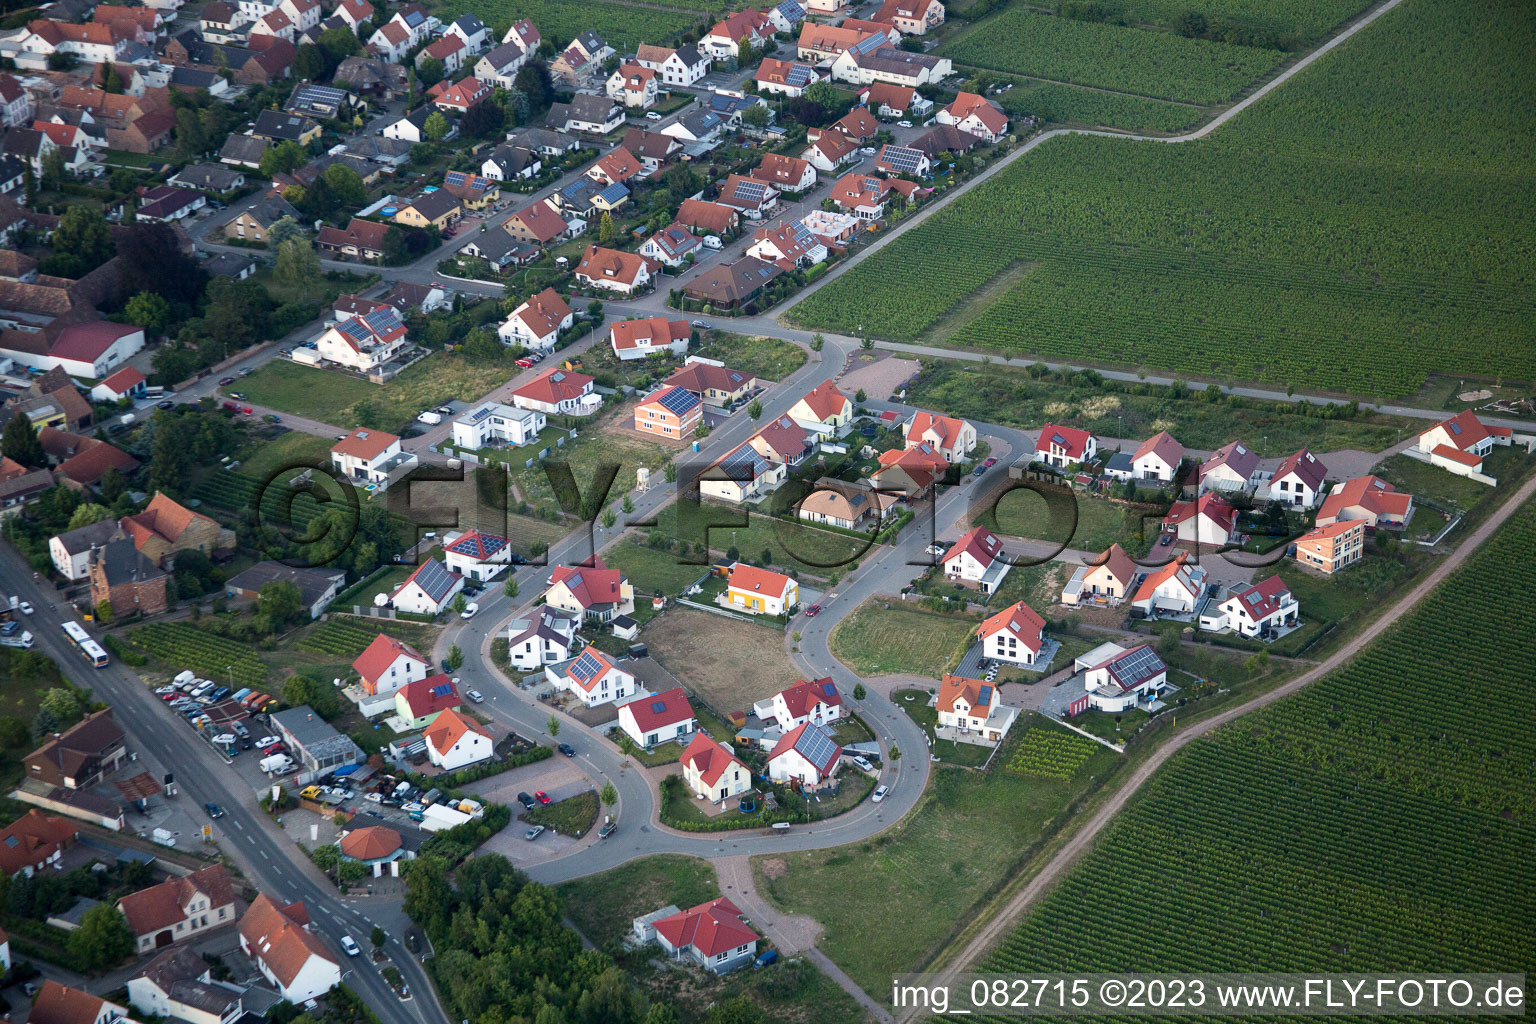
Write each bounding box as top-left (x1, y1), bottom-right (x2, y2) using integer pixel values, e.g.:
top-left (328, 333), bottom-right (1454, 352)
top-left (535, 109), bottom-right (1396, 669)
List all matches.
top-left (1110, 0), bottom-right (1372, 46)
top-left (755, 713), bottom-right (1122, 997)
top-left (830, 601), bottom-right (978, 677)
top-left (430, 0), bottom-right (703, 51)
top-left (558, 855), bottom-right (720, 949)
top-left (237, 430), bottom-right (336, 480)
top-left (996, 78), bottom-right (1204, 134)
top-left (941, 9), bottom-right (1285, 104)
top-left (979, 503), bottom-right (1536, 987)
top-left (791, 0), bottom-right (1536, 400)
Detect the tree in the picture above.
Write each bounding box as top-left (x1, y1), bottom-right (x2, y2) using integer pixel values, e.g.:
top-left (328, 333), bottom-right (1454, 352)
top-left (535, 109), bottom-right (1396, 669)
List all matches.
top-left (67, 503), bottom-right (111, 530)
top-left (1173, 8), bottom-right (1208, 36)
top-left (514, 61), bottom-right (553, 113)
top-left (643, 1006), bottom-right (681, 1024)
top-left (855, 388), bottom-right (867, 403)
top-left (2, 415), bottom-right (44, 467)
top-left (621, 494), bottom-right (634, 514)
top-left (600, 508), bottom-right (617, 529)
top-left (371, 925), bottom-right (387, 948)
top-left (275, 237), bottom-right (322, 299)
top-left (860, 333), bottom-right (874, 350)
top-left (663, 461), bottom-right (677, 483)
top-left (661, 161), bottom-right (703, 205)
top-left (417, 55), bottom-right (445, 87)
top-left (99, 466), bottom-right (127, 504)
top-left (736, 38), bottom-right (754, 67)
top-left (259, 139), bottom-right (305, 178)
top-left (597, 210), bottom-right (615, 244)
top-left (22, 164), bottom-right (36, 207)
top-left (319, 26), bottom-right (361, 60)
top-left (546, 715), bottom-right (560, 738)
top-left (600, 780), bottom-right (617, 806)
top-left (323, 163), bottom-right (367, 209)
top-left (0, 717), bottom-right (29, 749)
top-left (40, 145), bottom-right (66, 192)
top-left (267, 215), bottom-right (305, 248)
top-left (175, 106), bottom-right (207, 160)
top-left (853, 683), bottom-right (867, 700)
top-left (448, 644), bottom-right (464, 671)
top-left (504, 576), bottom-right (519, 598)
top-left (43, 206), bottom-right (114, 278)
top-left (125, 291), bottom-right (172, 333)
top-left (741, 103), bottom-right (771, 128)
top-left (99, 61), bottom-right (123, 94)
top-left (705, 996), bottom-right (765, 1024)
top-left (423, 111), bottom-right (451, 141)
top-left (746, 398), bottom-right (763, 420)
top-left (69, 904), bottom-right (135, 971)
top-left (293, 42), bottom-right (328, 81)
top-left (459, 100), bottom-right (503, 139)
top-left (118, 222), bottom-right (206, 304)
top-left (810, 333), bottom-right (824, 352)
top-left (42, 687), bottom-right (85, 727)
top-left (258, 580), bottom-right (303, 623)
top-left (803, 80), bottom-right (839, 111)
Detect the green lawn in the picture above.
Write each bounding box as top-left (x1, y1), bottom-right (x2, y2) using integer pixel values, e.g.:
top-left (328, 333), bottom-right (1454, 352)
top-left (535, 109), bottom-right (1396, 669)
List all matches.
top-left (246, 266), bottom-right (376, 308)
top-left (977, 483), bottom-right (1159, 554)
top-left (830, 601), bottom-right (977, 678)
top-left (524, 791), bottom-right (599, 837)
top-left (650, 504), bottom-right (871, 579)
top-left (754, 712), bottom-right (1122, 999)
top-left (557, 855), bottom-right (719, 949)
top-left (503, 404), bottom-right (674, 520)
top-left (602, 540), bottom-right (710, 599)
top-left (333, 565), bottom-right (415, 608)
top-left (691, 332), bottom-right (808, 382)
top-left (238, 430), bottom-right (336, 480)
top-left (236, 353), bottom-right (520, 433)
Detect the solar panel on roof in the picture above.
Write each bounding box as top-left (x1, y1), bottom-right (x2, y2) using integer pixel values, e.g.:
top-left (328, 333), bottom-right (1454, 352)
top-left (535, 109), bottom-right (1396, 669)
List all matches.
top-left (430, 683), bottom-right (452, 697)
top-left (651, 700), bottom-right (667, 714)
top-left (977, 685), bottom-right (993, 706)
top-left (733, 180), bottom-right (766, 202)
top-left (570, 650), bottom-right (603, 679)
top-left (793, 723), bottom-right (838, 768)
top-left (446, 170), bottom-right (466, 186)
top-left (719, 443), bottom-right (767, 481)
top-left (567, 572), bottom-right (583, 589)
top-left (820, 681), bottom-right (837, 698)
top-left (338, 319), bottom-right (369, 340)
top-left (881, 145), bottom-right (925, 173)
top-left (655, 387), bottom-right (699, 416)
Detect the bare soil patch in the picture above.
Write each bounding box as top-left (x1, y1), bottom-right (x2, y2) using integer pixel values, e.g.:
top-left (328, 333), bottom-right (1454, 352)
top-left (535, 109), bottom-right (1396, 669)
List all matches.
top-left (645, 606), bottom-right (797, 714)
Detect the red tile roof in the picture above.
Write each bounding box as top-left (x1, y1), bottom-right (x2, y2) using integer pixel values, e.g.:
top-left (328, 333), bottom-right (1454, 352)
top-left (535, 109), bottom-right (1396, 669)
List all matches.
top-left (0, 810), bottom-right (77, 876)
top-left (907, 410), bottom-right (968, 450)
top-left (28, 982), bottom-right (114, 1024)
top-left (674, 199), bottom-right (738, 235)
top-left (976, 599), bottom-right (1044, 652)
top-left (767, 721), bottom-right (841, 776)
top-left (510, 287), bottom-right (574, 338)
top-left (795, 379), bottom-right (849, 422)
top-left (331, 427), bottom-right (400, 461)
top-left (1086, 543), bottom-right (1137, 586)
top-left (514, 366), bottom-right (594, 406)
top-left (943, 525), bottom-right (1003, 569)
top-left (120, 491), bottom-right (215, 551)
top-left (351, 633), bottom-right (428, 685)
top-left (398, 673), bottom-right (460, 718)
top-left (548, 557), bottom-right (627, 609)
top-left (49, 320), bottom-right (141, 364)
top-left (620, 687), bottom-right (695, 732)
top-left (118, 863), bottom-right (233, 937)
top-left (1317, 475), bottom-right (1412, 525)
top-left (424, 707), bottom-right (491, 755)
top-left (1132, 553), bottom-right (1201, 603)
top-left (1132, 429), bottom-right (1182, 468)
top-left (1273, 448), bottom-right (1327, 492)
top-left (97, 365), bottom-right (146, 395)
top-left (339, 825), bottom-right (401, 861)
top-left (777, 677), bottom-right (841, 719)
top-left (653, 897), bottom-right (757, 956)
top-left (1035, 422), bottom-right (1092, 460)
top-left (1227, 575), bottom-right (1293, 619)
top-left (610, 316), bottom-right (690, 351)
top-left (681, 733), bottom-right (745, 788)
top-left (574, 245), bottom-right (654, 288)
top-left (239, 894), bottom-right (335, 987)
top-left (726, 562), bottom-right (794, 599)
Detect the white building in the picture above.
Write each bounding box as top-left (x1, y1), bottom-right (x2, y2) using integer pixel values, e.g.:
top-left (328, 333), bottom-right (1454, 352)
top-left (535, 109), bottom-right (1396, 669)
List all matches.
top-left (941, 525), bottom-right (1010, 594)
top-left (1079, 643), bottom-right (1168, 713)
top-left (547, 646), bottom-right (636, 707)
top-left (681, 733), bottom-right (750, 804)
top-left (424, 709), bottom-right (494, 770)
top-left (128, 947), bottom-right (243, 1024)
top-left (352, 633), bottom-right (430, 701)
top-left (441, 529), bottom-right (512, 581)
top-left (49, 519), bottom-right (123, 581)
top-left (1269, 448), bottom-right (1328, 509)
top-left (313, 307), bottom-right (408, 372)
top-left (238, 895), bottom-right (340, 1004)
top-left (617, 688), bottom-right (696, 748)
top-left (388, 558), bottom-right (464, 615)
top-left (766, 721), bottom-right (841, 785)
top-left (1199, 440), bottom-right (1262, 494)
top-left (975, 600), bottom-right (1045, 666)
top-left (452, 401), bottom-right (545, 450)
top-left (512, 368), bottom-right (599, 417)
top-left (1203, 577), bottom-right (1300, 638)
top-left (1129, 555), bottom-right (1208, 616)
top-left (936, 676), bottom-right (1016, 744)
top-left (753, 677), bottom-right (841, 733)
top-left (329, 428), bottom-right (416, 487)
top-left (506, 609), bottom-right (579, 672)
top-left (1132, 430), bottom-right (1183, 482)
top-left (498, 288), bottom-right (573, 350)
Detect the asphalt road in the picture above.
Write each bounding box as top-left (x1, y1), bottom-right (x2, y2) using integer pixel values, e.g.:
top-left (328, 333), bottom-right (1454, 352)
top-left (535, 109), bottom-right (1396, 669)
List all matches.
top-left (0, 545), bottom-right (446, 1024)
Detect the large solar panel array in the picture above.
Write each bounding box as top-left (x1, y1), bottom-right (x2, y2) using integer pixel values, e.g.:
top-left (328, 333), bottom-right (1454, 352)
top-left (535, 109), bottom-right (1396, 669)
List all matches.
top-left (297, 84), bottom-right (346, 106)
top-left (785, 219), bottom-right (815, 250)
top-left (410, 558), bottom-right (458, 600)
top-left (782, 62), bottom-right (814, 87)
top-left (853, 32), bottom-right (885, 55)
top-left (977, 684), bottom-right (993, 707)
top-left (570, 649), bottom-right (604, 681)
top-left (793, 723), bottom-right (838, 769)
top-left (598, 182), bottom-right (630, 203)
top-left (719, 442), bottom-right (768, 481)
top-left (1111, 646), bottom-right (1165, 689)
top-left (338, 318), bottom-right (370, 342)
top-left (654, 386), bottom-right (700, 416)
top-left (880, 145), bottom-right (925, 174)
top-left (364, 308), bottom-right (400, 333)
top-left (731, 179), bottom-right (767, 203)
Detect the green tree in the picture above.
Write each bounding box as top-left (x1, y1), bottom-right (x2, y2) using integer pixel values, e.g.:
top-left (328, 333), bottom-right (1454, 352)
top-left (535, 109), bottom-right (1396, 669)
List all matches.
top-left (99, 61), bottom-right (123, 93)
top-left (319, 26), bottom-right (361, 60)
top-left (323, 163), bottom-right (367, 209)
top-left (597, 210), bottom-right (615, 244)
top-left (267, 215), bottom-right (305, 248)
top-left (810, 333), bottom-right (824, 352)
top-left (2, 415), bottom-right (45, 467)
top-left (546, 715), bottom-right (560, 738)
top-left (855, 388), bottom-right (867, 403)
top-left (600, 780), bottom-right (617, 806)
top-left (259, 139), bottom-right (305, 178)
top-left (860, 333), bottom-right (874, 350)
top-left (514, 62), bottom-right (553, 112)
top-left (736, 38), bottom-right (755, 67)
top-left (67, 503), bottom-right (111, 530)
top-left (44, 206), bottom-right (114, 278)
top-left (0, 717), bottom-right (29, 749)
top-left (175, 106), bottom-right (207, 160)
top-left (41, 687), bottom-right (85, 726)
top-left (803, 80), bottom-right (839, 111)
top-left (746, 398), bottom-right (763, 420)
top-left (451, 592), bottom-right (468, 614)
top-left (40, 145), bottom-right (66, 192)
top-left (417, 55), bottom-right (445, 87)
top-left (741, 103), bottom-right (771, 128)
top-left (600, 508), bottom-right (617, 529)
top-left (22, 164), bottom-right (36, 207)
top-left (423, 111), bottom-right (451, 141)
top-left (621, 494), bottom-right (634, 514)
top-left (448, 644), bottom-right (464, 671)
top-left (275, 237), bottom-right (322, 300)
top-left (504, 576), bottom-right (519, 598)
top-left (642, 1006), bottom-right (681, 1024)
top-left (705, 996), bottom-right (765, 1024)
top-left (853, 682), bottom-right (866, 700)
top-left (293, 42), bottom-right (328, 81)
top-left (258, 580), bottom-right (303, 622)
top-left (662, 461), bottom-right (677, 483)
top-left (125, 291), bottom-right (173, 333)
top-left (68, 904), bottom-right (135, 971)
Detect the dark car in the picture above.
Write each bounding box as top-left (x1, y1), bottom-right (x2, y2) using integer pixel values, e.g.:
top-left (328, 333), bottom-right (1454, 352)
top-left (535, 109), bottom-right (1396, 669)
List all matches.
top-left (218, 376), bottom-right (236, 385)
top-left (156, 399), bottom-right (175, 410)
top-left (598, 820), bottom-right (617, 839)
top-left (205, 802), bottom-right (225, 819)
top-left (441, 659), bottom-right (453, 673)
top-left (517, 792), bottom-right (537, 810)
top-left (1159, 532), bottom-right (1175, 547)
top-left (558, 743), bottom-right (576, 757)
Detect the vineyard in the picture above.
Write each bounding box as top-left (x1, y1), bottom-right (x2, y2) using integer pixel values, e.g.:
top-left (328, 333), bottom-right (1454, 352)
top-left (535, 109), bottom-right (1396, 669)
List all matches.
top-left (940, 10), bottom-right (1284, 105)
top-left (790, 0), bottom-right (1536, 399)
top-left (1006, 727), bottom-right (1101, 779)
top-left (996, 79), bottom-right (1203, 134)
top-left (433, 0), bottom-right (704, 50)
top-left (976, 505), bottom-right (1536, 995)
top-left (297, 619), bottom-right (383, 657)
top-left (128, 623), bottom-right (268, 686)
top-left (1107, 0), bottom-right (1373, 46)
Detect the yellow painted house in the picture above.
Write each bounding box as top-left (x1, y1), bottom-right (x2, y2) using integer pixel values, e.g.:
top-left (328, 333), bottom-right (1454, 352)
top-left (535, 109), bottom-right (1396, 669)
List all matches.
top-left (725, 563), bottom-right (798, 616)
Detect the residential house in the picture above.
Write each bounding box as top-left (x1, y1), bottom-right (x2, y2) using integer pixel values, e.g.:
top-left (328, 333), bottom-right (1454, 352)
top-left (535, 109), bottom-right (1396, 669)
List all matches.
top-left (12, 321), bottom-right (144, 379)
top-left (754, 57), bottom-right (819, 97)
top-left (0, 810), bottom-right (78, 877)
top-left (120, 491), bottom-right (225, 568)
top-left (15, 20), bottom-right (132, 69)
top-left (441, 169), bottom-right (498, 210)
top-left (499, 16), bottom-right (540, 52)
top-left (394, 190), bottom-right (461, 231)
top-left (862, 81), bottom-right (930, 118)
top-left (1415, 409), bottom-right (1512, 475)
top-left (680, 734), bottom-right (750, 805)
top-left (24, 708), bottom-right (127, 790)
top-left (0, 459), bottom-right (53, 515)
top-left (506, 609), bottom-right (579, 671)
top-left (1034, 423), bottom-right (1096, 469)
top-left (746, 218), bottom-right (826, 270)
top-left (549, 30), bottom-right (613, 90)
top-left (450, 400), bottom-right (545, 449)
top-left (674, 198), bottom-right (739, 237)
top-left (474, 41), bottom-right (529, 88)
top-left (416, 34), bottom-right (466, 75)
top-left (699, 438), bottom-right (786, 503)
top-left (700, 9), bottom-right (773, 60)
top-left (543, 558), bottom-right (635, 622)
top-left (1270, 448), bottom-right (1328, 508)
top-left (480, 142), bottom-right (539, 181)
top-left (829, 42), bottom-right (950, 87)
top-left (660, 107), bottom-right (724, 145)
top-left (936, 675), bottom-right (1015, 743)
top-left (224, 563), bottom-right (345, 619)
top-left (621, 127), bottom-right (683, 173)
top-left (393, 675), bottom-right (460, 730)
top-left (338, 826), bottom-right (411, 877)
top-left (976, 599), bottom-right (1045, 666)
top-left (758, 677), bottom-right (841, 733)
top-left (725, 562), bottom-right (798, 616)
top-left (218, 188), bottom-right (300, 243)
top-left (617, 688), bottom-right (696, 748)
top-left (1293, 518), bottom-right (1365, 575)
top-left (606, 64), bottom-right (658, 108)
top-left (218, 133), bottom-right (268, 168)
top-left (663, 359), bottom-right (756, 407)
top-left (89, 365), bottom-right (146, 402)
top-left (252, 108), bottom-right (318, 144)
top-left (769, 0), bottom-right (807, 33)
top-left (237, 895), bottom-right (340, 1003)
top-left (1061, 543), bottom-right (1137, 608)
top-left (942, 525), bottom-right (1010, 594)
top-left (117, 863), bottom-right (234, 954)
top-left (766, 721), bottom-right (840, 785)
top-left (587, 147), bottom-right (641, 186)
top-left (872, 0), bottom-right (945, 35)
top-left (1199, 440), bottom-right (1261, 494)
top-left (1129, 554), bottom-right (1208, 616)
top-left (793, 477), bottom-right (894, 530)
top-left (199, 2), bottom-right (250, 43)
top-left (352, 633), bottom-right (429, 698)
top-left (826, 170), bottom-right (897, 217)
top-left (442, 529), bottom-right (511, 581)
top-left (683, 257), bottom-right (783, 310)
top-left (1132, 430), bottom-right (1183, 482)
top-left (714, 174), bottom-right (779, 219)
top-left (334, 0), bottom-right (372, 31)
top-left (634, 385), bottom-right (702, 439)
top-left (381, 106), bottom-right (448, 144)
top-left (127, 944), bottom-right (244, 1024)
top-left (37, 429), bottom-right (140, 489)
top-left (429, 77), bottom-right (490, 114)
top-left (285, 80), bottom-right (361, 120)
top-left (1080, 644), bottom-right (1167, 712)
top-left (786, 379), bottom-right (852, 435)
top-left (548, 646), bottom-right (636, 708)
top-left (316, 217), bottom-right (389, 262)
top-left (0, 74), bottom-right (34, 129)
top-left (610, 316), bottom-right (690, 359)
top-left (49, 519), bottom-right (123, 581)
top-left (168, 161), bottom-right (245, 192)
top-left (88, 539), bottom-right (170, 617)
top-left (575, 246), bottom-right (658, 295)
top-left (797, 22), bottom-right (877, 61)
top-left (129, 183), bottom-right (205, 223)
top-left (389, 558), bottom-right (464, 616)
top-left (751, 153), bottom-right (816, 193)
top-left (512, 367), bottom-right (598, 416)
top-left (27, 983), bottom-right (138, 1024)
top-left (1315, 475), bottom-right (1413, 529)
top-left (1164, 492), bottom-right (1238, 547)
top-left (635, 42), bottom-right (709, 87)
top-left (545, 93), bottom-right (625, 135)
top-left (875, 143), bottom-right (930, 177)
top-left (329, 427), bottom-right (416, 485)
top-left (650, 898), bottom-right (758, 973)
top-left (504, 200), bottom-right (578, 246)
top-left (641, 223), bottom-right (704, 267)
top-left (443, 13), bottom-right (487, 52)
top-left (905, 410), bottom-right (975, 462)
top-left (457, 230), bottom-right (538, 272)
top-left (747, 414), bottom-right (812, 467)
top-left (1205, 576), bottom-right (1299, 638)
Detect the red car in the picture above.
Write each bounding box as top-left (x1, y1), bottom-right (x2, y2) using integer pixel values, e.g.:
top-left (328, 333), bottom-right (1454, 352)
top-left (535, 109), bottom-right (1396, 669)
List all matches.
top-left (534, 790), bottom-right (551, 804)
top-left (218, 377), bottom-right (236, 386)
top-left (983, 456), bottom-right (998, 467)
top-left (515, 357), bottom-right (534, 368)
top-left (262, 743), bottom-right (285, 756)
top-left (804, 604), bottom-right (822, 617)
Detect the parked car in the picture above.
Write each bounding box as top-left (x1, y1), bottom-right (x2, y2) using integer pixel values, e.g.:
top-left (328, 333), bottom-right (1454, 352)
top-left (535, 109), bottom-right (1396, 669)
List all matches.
top-left (525, 825), bottom-right (545, 841)
top-left (897, 120), bottom-right (913, 128)
top-left (984, 456), bottom-right (998, 467)
top-left (598, 819), bottom-right (617, 838)
top-left (460, 602), bottom-right (479, 619)
top-left (515, 357), bottom-right (534, 368)
top-left (440, 659), bottom-right (453, 673)
top-left (217, 376), bottom-right (235, 385)
top-left (534, 790), bottom-right (551, 804)
top-left (754, 949), bottom-right (778, 968)
top-left (645, 110), bottom-right (663, 120)
top-left (517, 792), bottom-right (536, 810)
top-left (804, 604), bottom-right (821, 617)
top-left (851, 755), bottom-right (875, 773)
top-left (1159, 532), bottom-right (1175, 547)
top-left (18, 601), bottom-right (32, 615)
top-left (872, 784), bottom-right (890, 803)
top-left (255, 735), bottom-right (279, 748)
top-left (925, 543), bottom-right (947, 557)
top-left (340, 935), bottom-right (361, 957)
top-left (156, 399), bottom-right (175, 410)
top-left (465, 689), bottom-right (485, 703)
top-left (238, 366), bottom-right (253, 376)
top-left (691, 319), bottom-right (713, 328)
top-left (558, 743), bottom-right (575, 757)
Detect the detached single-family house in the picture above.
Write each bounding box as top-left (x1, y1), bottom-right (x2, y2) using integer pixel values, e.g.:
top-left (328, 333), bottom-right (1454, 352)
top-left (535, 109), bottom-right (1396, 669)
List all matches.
top-left (725, 563), bottom-right (798, 616)
top-left (1417, 410), bottom-right (1514, 476)
top-left (549, 646), bottom-right (636, 708)
top-left (1132, 430), bottom-right (1183, 481)
top-left (700, 9), bottom-right (773, 59)
top-left (423, 708), bottom-right (493, 770)
top-left (747, 219), bottom-right (828, 270)
top-left (1205, 576), bottom-right (1299, 638)
top-left (506, 609), bottom-right (579, 671)
top-left (873, 443), bottom-right (947, 497)
top-left (450, 401), bottom-right (545, 449)
top-left (681, 734), bottom-right (750, 805)
top-left (574, 246), bottom-right (657, 295)
top-left (906, 410), bottom-right (976, 462)
top-left (0, 811), bottom-right (78, 878)
top-left (942, 525), bottom-right (1010, 594)
top-left (641, 224), bottom-right (704, 267)
top-left (766, 721), bottom-right (841, 786)
top-left (28, 984), bottom-right (137, 1024)
top-left (393, 675), bottom-right (460, 731)
top-left (751, 153), bottom-right (817, 194)
top-left (755, 57), bottom-right (820, 98)
top-left (935, 91), bottom-right (1006, 141)
top-left (936, 675), bottom-right (1015, 743)
top-left (314, 308), bottom-right (410, 373)
top-left (793, 477), bottom-right (894, 530)
top-left (634, 385), bottom-right (702, 440)
top-left (543, 558), bottom-right (635, 622)
top-left (651, 898), bottom-right (758, 973)
top-left (1061, 543), bottom-right (1137, 608)
top-left (699, 440), bottom-right (787, 504)
top-left (388, 559), bottom-right (464, 616)
top-left (49, 519), bottom-right (125, 581)
top-left (127, 946), bottom-right (243, 1024)
top-left (757, 677), bottom-right (842, 733)
top-left (238, 895), bottom-right (340, 1004)
top-left (787, 380), bottom-right (852, 436)
top-left (1130, 554), bottom-right (1208, 616)
top-left (1316, 475), bottom-right (1414, 529)
top-left (975, 599), bottom-right (1045, 666)
top-left (664, 360), bottom-right (756, 408)
top-left (513, 368), bottom-right (598, 418)
top-left (329, 427), bottom-right (416, 486)
top-left (872, 0), bottom-right (945, 34)
top-left (442, 529), bottom-right (511, 581)
top-left (606, 63), bottom-right (658, 108)
top-left (1199, 440), bottom-right (1261, 494)
top-left (1294, 519), bottom-right (1365, 576)
top-left (610, 317), bottom-right (690, 360)
top-left (634, 42), bottom-right (710, 87)
top-left (499, 288), bottom-right (574, 350)
top-left (618, 688), bottom-right (696, 748)
top-left (1081, 644), bottom-right (1167, 713)
top-left (224, 563), bottom-right (345, 620)
top-left (1034, 423), bottom-right (1096, 469)
top-left (352, 633), bottom-right (429, 697)
top-left (1270, 448), bottom-right (1327, 509)
top-left (1163, 492), bottom-right (1238, 548)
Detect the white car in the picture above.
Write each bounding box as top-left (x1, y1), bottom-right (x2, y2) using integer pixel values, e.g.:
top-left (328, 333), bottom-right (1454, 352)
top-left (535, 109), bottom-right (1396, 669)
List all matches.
top-left (645, 110), bottom-right (663, 120)
top-left (18, 601), bottom-right (33, 615)
top-left (852, 755), bottom-right (875, 773)
top-left (340, 935), bottom-right (361, 957)
top-left (255, 735), bottom-right (280, 748)
top-left (897, 120), bottom-right (913, 128)
top-left (364, 792), bottom-right (383, 803)
top-left (872, 784), bottom-right (889, 803)
top-left (466, 689), bottom-right (485, 703)
top-left (924, 543), bottom-right (947, 557)
top-left (460, 602), bottom-right (479, 619)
